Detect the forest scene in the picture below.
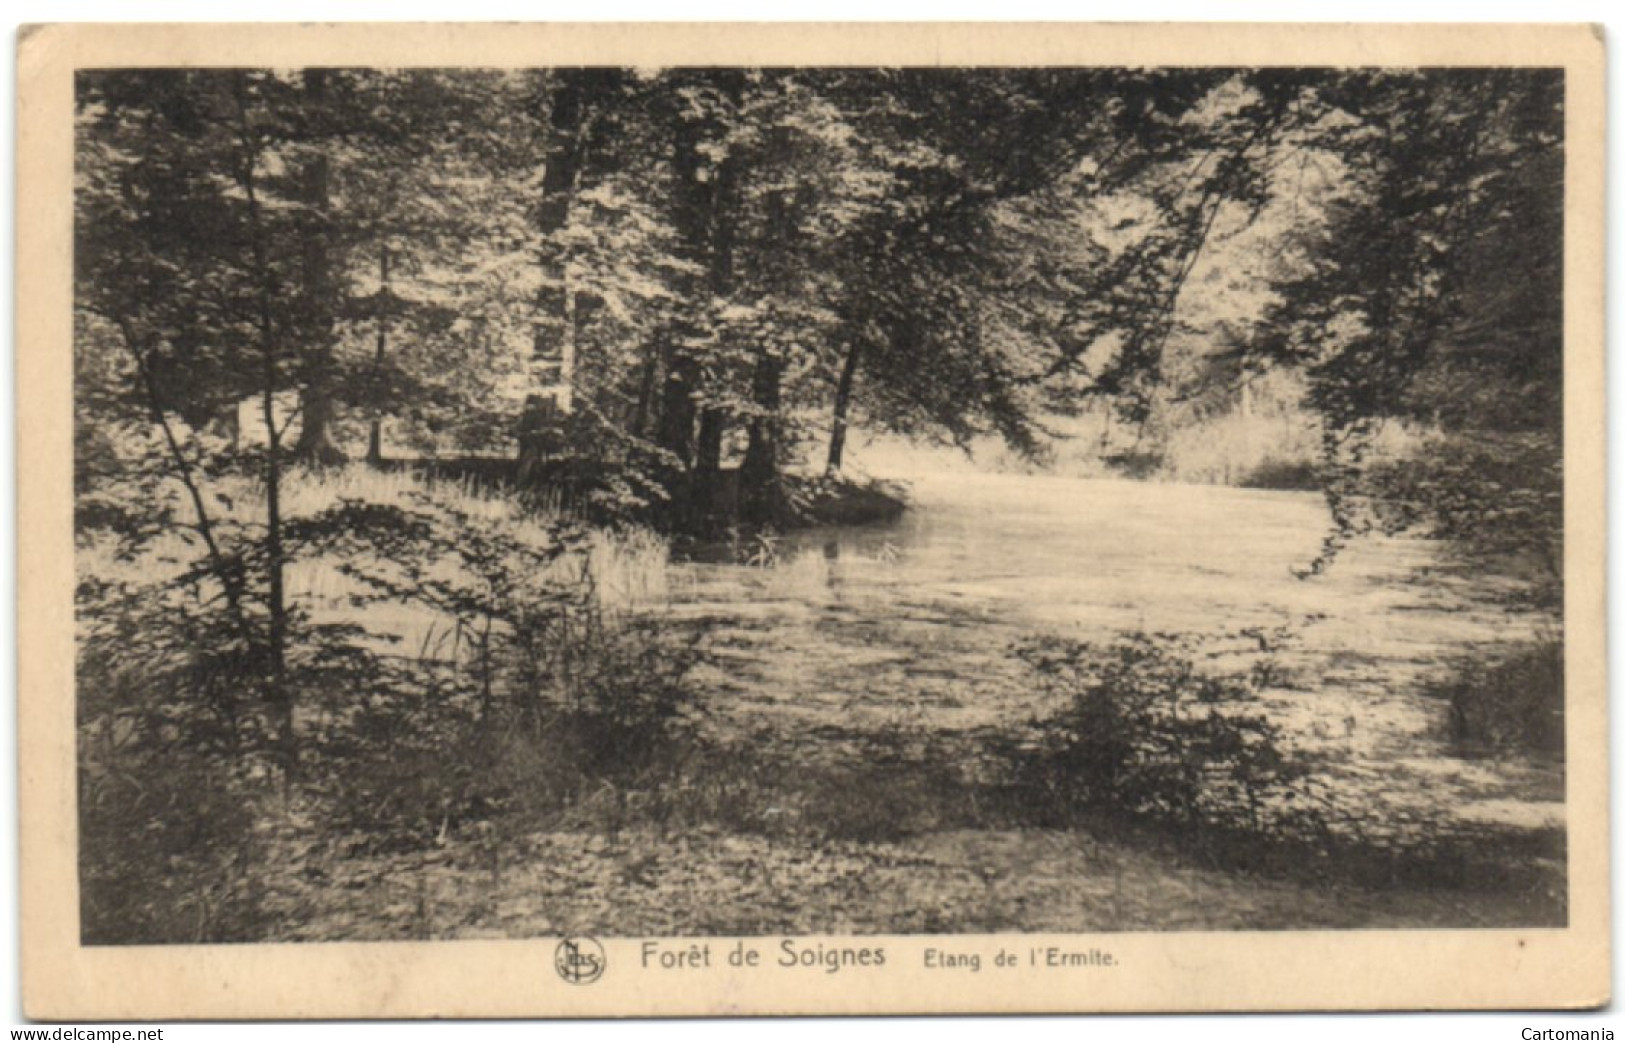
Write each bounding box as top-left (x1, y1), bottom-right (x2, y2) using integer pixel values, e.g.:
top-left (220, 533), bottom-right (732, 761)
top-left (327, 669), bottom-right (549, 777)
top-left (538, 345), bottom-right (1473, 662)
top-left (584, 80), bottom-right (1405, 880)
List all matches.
top-left (73, 65), bottom-right (1565, 943)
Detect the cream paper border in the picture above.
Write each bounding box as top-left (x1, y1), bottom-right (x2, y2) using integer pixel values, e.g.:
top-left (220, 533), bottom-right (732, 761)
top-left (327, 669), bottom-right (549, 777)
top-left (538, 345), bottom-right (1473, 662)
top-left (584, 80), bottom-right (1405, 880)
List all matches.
top-left (16, 21), bottom-right (1608, 1019)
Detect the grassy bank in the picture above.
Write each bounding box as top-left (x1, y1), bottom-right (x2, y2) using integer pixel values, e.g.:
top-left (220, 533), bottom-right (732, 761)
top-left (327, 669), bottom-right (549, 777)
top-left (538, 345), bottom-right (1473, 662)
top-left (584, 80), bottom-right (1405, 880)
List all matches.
top-left (380, 455), bottom-right (909, 536)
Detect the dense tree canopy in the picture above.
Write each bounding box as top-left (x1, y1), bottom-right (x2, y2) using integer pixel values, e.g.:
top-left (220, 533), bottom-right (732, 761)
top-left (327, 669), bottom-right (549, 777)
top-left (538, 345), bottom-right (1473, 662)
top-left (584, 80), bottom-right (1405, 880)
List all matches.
top-left (76, 65), bottom-right (1563, 548)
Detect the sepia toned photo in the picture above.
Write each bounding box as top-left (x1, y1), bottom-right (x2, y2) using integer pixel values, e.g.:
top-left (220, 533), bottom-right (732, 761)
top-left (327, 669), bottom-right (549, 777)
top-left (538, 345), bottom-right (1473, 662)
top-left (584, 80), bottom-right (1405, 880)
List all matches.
top-left (17, 22), bottom-right (1608, 1018)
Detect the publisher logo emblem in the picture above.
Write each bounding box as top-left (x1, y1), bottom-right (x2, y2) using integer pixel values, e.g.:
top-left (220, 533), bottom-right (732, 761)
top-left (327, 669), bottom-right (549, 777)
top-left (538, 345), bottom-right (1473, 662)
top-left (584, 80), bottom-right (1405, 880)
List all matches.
top-left (555, 937), bottom-right (606, 985)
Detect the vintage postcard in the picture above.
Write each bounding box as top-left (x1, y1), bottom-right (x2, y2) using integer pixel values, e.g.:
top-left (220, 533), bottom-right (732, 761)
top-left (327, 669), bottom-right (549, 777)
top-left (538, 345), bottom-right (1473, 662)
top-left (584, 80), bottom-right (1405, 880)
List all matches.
top-left (16, 21), bottom-right (1607, 1018)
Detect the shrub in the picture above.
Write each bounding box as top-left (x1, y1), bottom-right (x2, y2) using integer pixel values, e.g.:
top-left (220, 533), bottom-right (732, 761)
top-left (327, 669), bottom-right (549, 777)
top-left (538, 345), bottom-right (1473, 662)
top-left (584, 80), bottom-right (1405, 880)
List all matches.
top-left (78, 724), bottom-right (268, 943)
top-left (1430, 640), bottom-right (1564, 755)
top-left (509, 610), bottom-right (706, 782)
top-left (1237, 457), bottom-right (1322, 491)
top-left (306, 497), bottom-right (706, 845)
top-left (1014, 633), bottom-right (1313, 840)
top-left (1357, 430), bottom-right (1562, 611)
top-left (784, 475), bottom-right (909, 528)
top-left (76, 572), bottom-right (279, 942)
top-left (1101, 449), bottom-right (1165, 480)
top-left (329, 607), bottom-right (708, 850)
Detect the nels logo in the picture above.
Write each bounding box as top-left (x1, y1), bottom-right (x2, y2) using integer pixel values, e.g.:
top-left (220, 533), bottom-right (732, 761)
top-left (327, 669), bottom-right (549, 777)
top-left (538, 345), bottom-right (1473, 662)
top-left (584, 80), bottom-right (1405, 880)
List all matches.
top-left (555, 937), bottom-right (606, 985)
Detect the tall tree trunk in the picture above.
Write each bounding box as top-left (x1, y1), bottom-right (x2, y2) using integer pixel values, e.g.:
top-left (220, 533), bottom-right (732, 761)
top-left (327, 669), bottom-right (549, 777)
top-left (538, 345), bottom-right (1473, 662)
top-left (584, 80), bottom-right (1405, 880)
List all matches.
top-left (825, 341), bottom-right (863, 478)
top-left (659, 74), bottom-right (744, 529)
top-left (688, 138), bottom-right (741, 529)
top-left (740, 177), bottom-right (794, 526)
top-left (521, 70), bottom-right (604, 463)
top-left (656, 355), bottom-right (698, 470)
top-left (655, 94), bottom-right (710, 468)
top-left (367, 246), bottom-right (391, 467)
top-left (739, 350), bottom-right (785, 527)
top-left (292, 69), bottom-right (346, 467)
top-left (690, 407), bottom-right (726, 529)
top-left (629, 334), bottom-right (662, 442)
top-left (694, 410), bottom-right (725, 476)
top-left (294, 384), bottom-right (345, 467)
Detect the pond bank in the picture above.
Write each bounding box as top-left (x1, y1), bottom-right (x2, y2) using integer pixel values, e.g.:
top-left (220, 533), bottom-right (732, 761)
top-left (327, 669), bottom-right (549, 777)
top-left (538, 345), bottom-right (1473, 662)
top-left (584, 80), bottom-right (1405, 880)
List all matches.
top-left (389, 455), bottom-right (909, 537)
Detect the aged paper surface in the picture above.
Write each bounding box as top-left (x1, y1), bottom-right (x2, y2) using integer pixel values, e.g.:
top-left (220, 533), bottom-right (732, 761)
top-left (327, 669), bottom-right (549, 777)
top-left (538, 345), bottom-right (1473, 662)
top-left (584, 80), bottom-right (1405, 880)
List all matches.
top-left (17, 21), bottom-right (1607, 1018)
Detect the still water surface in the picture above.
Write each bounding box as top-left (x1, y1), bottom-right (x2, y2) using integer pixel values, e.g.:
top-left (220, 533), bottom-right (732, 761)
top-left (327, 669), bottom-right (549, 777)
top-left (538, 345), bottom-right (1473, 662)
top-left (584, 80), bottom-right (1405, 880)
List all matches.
top-left (662, 472), bottom-right (1558, 828)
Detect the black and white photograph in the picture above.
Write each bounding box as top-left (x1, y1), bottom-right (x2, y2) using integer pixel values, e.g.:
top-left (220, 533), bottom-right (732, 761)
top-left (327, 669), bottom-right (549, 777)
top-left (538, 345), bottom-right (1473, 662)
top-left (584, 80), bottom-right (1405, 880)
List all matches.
top-left (17, 20), bottom-right (1608, 1018)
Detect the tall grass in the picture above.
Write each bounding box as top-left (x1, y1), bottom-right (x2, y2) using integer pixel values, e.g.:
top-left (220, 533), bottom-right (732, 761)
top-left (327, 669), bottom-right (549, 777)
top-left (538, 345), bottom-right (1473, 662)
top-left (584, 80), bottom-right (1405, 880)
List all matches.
top-left (127, 464), bottom-right (677, 648)
top-left (583, 525), bottom-right (672, 613)
top-left (76, 463), bottom-right (679, 766)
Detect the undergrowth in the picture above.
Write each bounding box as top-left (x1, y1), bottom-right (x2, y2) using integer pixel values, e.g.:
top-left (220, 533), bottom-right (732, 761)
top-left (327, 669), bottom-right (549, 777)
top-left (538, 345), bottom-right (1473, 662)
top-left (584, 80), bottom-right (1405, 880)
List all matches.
top-left (1428, 639), bottom-right (1564, 756)
top-left (77, 465), bottom-right (704, 941)
top-left (1007, 633), bottom-right (1329, 849)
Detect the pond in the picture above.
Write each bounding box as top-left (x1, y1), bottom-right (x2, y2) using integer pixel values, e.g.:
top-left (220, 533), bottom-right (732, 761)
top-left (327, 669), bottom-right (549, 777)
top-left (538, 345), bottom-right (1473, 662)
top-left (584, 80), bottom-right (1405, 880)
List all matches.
top-left (664, 471), bottom-right (1561, 832)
